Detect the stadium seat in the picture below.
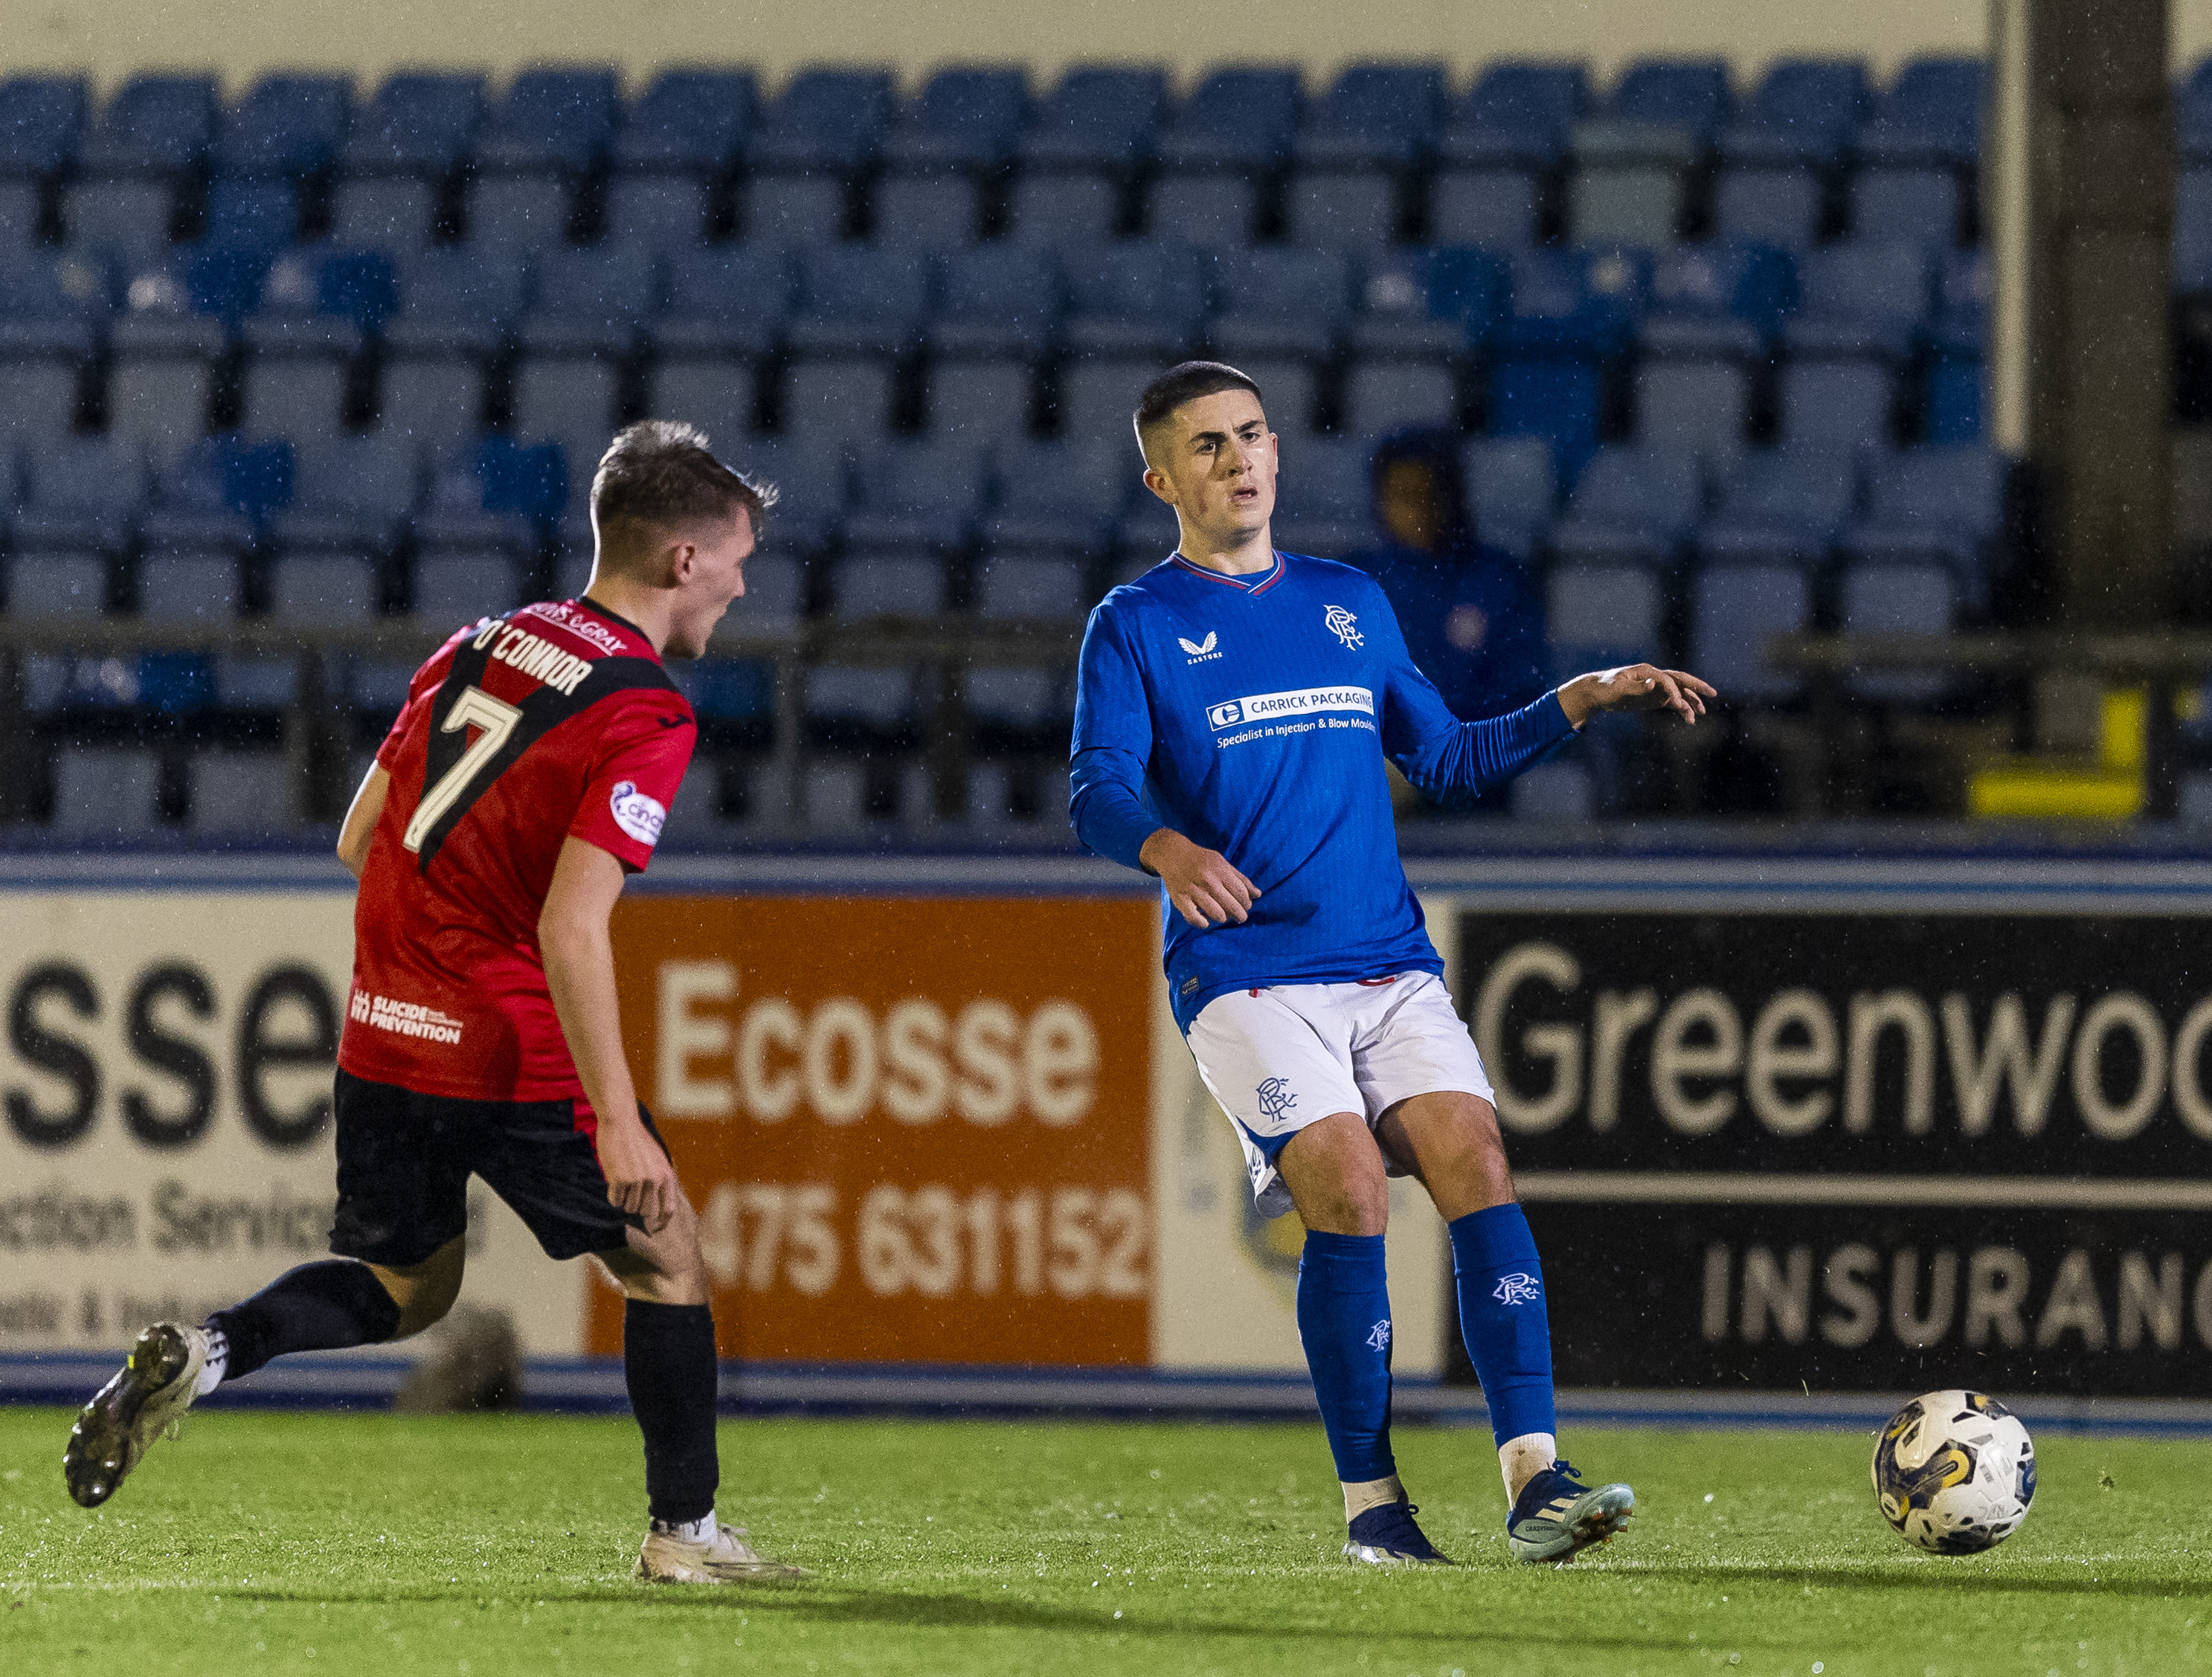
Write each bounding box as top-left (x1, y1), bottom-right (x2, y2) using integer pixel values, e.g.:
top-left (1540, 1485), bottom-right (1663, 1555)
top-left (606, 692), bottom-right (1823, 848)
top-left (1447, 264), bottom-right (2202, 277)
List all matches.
top-left (1923, 250), bottom-right (1988, 444)
top-left (1549, 445), bottom-right (1708, 567)
top-left (414, 548), bottom-right (524, 627)
top-left (648, 359), bottom-right (760, 450)
top-left (271, 433), bottom-right (420, 552)
top-left (1270, 435), bottom-right (1372, 559)
top-left (512, 246), bottom-right (662, 481)
top-left (1778, 241), bottom-right (1929, 447)
top-left (237, 247), bottom-right (378, 440)
top-left (603, 173), bottom-right (713, 251)
top-left (1714, 164), bottom-right (1822, 251)
top-left (877, 68), bottom-right (1027, 248)
top-left (925, 245), bottom-right (1060, 442)
top-left (1463, 434), bottom-right (1557, 561)
top-left (478, 68), bottom-right (620, 176)
top-left (463, 173), bottom-right (571, 251)
top-left (331, 176), bottom-right (440, 251)
top-left (1149, 68), bottom-right (1302, 246)
top-left (1841, 445), bottom-right (2007, 592)
top-left (1430, 63), bottom-right (1585, 248)
top-left (745, 70), bottom-right (893, 247)
top-left (217, 74), bottom-right (352, 180)
top-left (376, 248), bottom-right (528, 447)
top-left (779, 244), bottom-right (930, 440)
top-left (269, 551), bottom-right (379, 625)
top-left (1019, 65), bottom-right (1167, 172)
top-left (338, 71), bottom-right (484, 178)
top-left (974, 552), bottom-right (1088, 618)
top-left (78, 74), bottom-right (218, 176)
top-left (51, 747), bottom-right (164, 836)
top-left (1486, 248), bottom-right (1633, 483)
top-left (138, 549), bottom-right (242, 622)
top-left (829, 550), bottom-right (948, 619)
top-left (139, 434), bottom-right (289, 560)
top-left (187, 751), bottom-right (295, 835)
top-left (730, 437), bottom-right (848, 553)
top-left (13, 435), bottom-right (149, 554)
top-left (63, 177), bottom-right (173, 266)
top-left (1697, 446), bottom-right (1858, 567)
top-left (103, 264), bottom-right (225, 465)
top-left (1852, 57), bottom-right (1984, 246)
top-left (4, 553), bottom-right (109, 618)
top-left (654, 244), bottom-right (791, 361)
top-left (1056, 241), bottom-right (1208, 440)
top-left (1546, 560), bottom-right (1665, 677)
top-left (0, 178), bottom-right (38, 248)
top-left (1851, 167), bottom-right (1961, 247)
top-left (1717, 58), bottom-right (1866, 167)
top-left (1634, 241), bottom-right (1792, 461)
top-left (720, 550), bottom-right (806, 632)
top-left (1209, 246), bottom-right (1350, 363)
top-left (966, 665), bottom-right (1072, 751)
top-left (202, 176), bottom-right (299, 254)
top-left (984, 439), bottom-right (1130, 556)
top-left (0, 251), bottom-right (103, 448)
top-left (0, 74), bottom-right (89, 188)
top-left (1839, 556), bottom-right (1959, 700)
top-left (1569, 58), bottom-right (1732, 247)
top-left (605, 66), bottom-right (752, 249)
top-left (1690, 561), bottom-right (1813, 700)
top-left (843, 440), bottom-right (988, 551)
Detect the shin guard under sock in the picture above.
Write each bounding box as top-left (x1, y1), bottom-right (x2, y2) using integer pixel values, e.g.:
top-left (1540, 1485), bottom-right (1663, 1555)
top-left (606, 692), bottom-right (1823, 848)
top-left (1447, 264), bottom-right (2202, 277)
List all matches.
top-left (1295, 1230), bottom-right (1396, 1485)
top-left (203, 1261), bottom-right (403, 1384)
top-left (1447, 1203), bottom-right (1557, 1449)
top-left (623, 1300), bottom-right (720, 1527)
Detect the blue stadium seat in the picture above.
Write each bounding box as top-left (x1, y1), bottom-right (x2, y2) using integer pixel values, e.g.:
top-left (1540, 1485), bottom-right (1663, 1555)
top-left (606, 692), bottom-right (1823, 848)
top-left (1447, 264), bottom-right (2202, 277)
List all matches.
top-left (477, 68), bottom-right (620, 174)
top-left (966, 665), bottom-right (1073, 750)
top-left (1717, 58), bottom-right (1867, 167)
top-left (1853, 57), bottom-right (1983, 248)
top-left (1569, 59), bottom-right (1732, 247)
top-left (1839, 556), bottom-right (1958, 701)
top-left (0, 178), bottom-right (36, 248)
top-left (79, 74), bottom-right (218, 176)
top-left (843, 440), bottom-right (989, 551)
top-left (732, 437), bottom-right (849, 553)
top-left (1690, 561), bottom-right (1812, 700)
top-left (463, 172), bottom-right (572, 250)
top-left (649, 360), bottom-right (759, 448)
top-left (376, 248), bottom-right (528, 446)
top-left (1549, 444), bottom-right (1708, 567)
top-left (984, 439), bottom-right (1130, 556)
top-left (1778, 240), bottom-right (1929, 447)
top-left (105, 261), bottom-right (228, 463)
top-left (4, 551), bottom-right (109, 618)
top-left (338, 72), bottom-right (485, 177)
top-left (1018, 67), bottom-right (1168, 171)
top-left (1714, 164), bottom-right (1822, 251)
top-left (1924, 249), bottom-right (1987, 444)
top-left (13, 436), bottom-right (149, 554)
top-left (752, 69), bottom-right (894, 173)
top-left (2179, 165), bottom-right (2212, 288)
top-left (1697, 447), bottom-right (1858, 567)
top-left (138, 549), bottom-right (242, 622)
top-left (926, 245), bottom-right (1058, 442)
top-left (829, 550), bottom-right (948, 619)
top-left (1270, 435), bottom-right (1372, 559)
top-left (51, 749), bottom-right (164, 835)
top-left (0, 251), bottom-right (103, 446)
top-left (0, 75), bottom-right (89, 183)
top-left (654, 245), bottom-right (791, 358)
top-left (1851, 167), bottom-right (1961, 247)
top-left (1486, 249), bottom-right (1633, 483)
top-left (63, 177), bottom-right (174, 266)
top-left (187, 753), bottom-right (297, 834)
top-left (269, 550), bottom-right (379, 625)
top-left (1841, 446), bottom-right (2007, 592)
top-left (1294, 62), bottom-right (1447, 169)
top-left (2183, 59), bottom-right (2212, 166)
top-left (614, 68), bottom-right (757, 173)
top-left (413, 548), bottom-right (524, 627)
top-left (717, 550), bottom-right (806, 634)
top-left (1635, 241), bottom-right (1793, 460)
top-left (1344, 247), bottom-right (1505, 429)
top-left (1430, 69), bottom-right (1576, 246)
top-left (603, 174), bottom-right (711, 251)
top-left (270, 434), bottom-right (420, 552)
top-left (331, 176), bottom-right (440, 251)
top-left (1209, 247), bottom-right (1351, 362)
top-left (204, 177), bottom-right (299, 252)
top-left (1057, 242), bottom-right (1208, 440)
top-left (1462, 434), bottom-right (1557, 561)
top-left (216, 74), bottom-right (353, 178)
top-left (1150, 68), bottom-right (1302, 246)
top-left (139, 434), bottom-right (291, 559)
top-left (519, 245), bottom-right (661, 356)
top-left (878, 68), bottom-right (1026, 248)
top-left (1006, 168), bottom-right (1119, 249)
top-left (780, 244), bottom-right (931, 440)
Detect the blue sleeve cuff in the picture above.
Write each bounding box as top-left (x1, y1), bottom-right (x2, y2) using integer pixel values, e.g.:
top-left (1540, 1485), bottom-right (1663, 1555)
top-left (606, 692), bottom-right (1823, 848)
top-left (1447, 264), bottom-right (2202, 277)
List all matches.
top-left (1068, 750), bottom-right (1158, 873)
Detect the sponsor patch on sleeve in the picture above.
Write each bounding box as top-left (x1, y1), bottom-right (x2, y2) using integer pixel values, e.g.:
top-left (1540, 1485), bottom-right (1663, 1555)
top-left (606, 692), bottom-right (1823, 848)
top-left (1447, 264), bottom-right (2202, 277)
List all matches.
top-left (609, 779), bottom-right (667, 846)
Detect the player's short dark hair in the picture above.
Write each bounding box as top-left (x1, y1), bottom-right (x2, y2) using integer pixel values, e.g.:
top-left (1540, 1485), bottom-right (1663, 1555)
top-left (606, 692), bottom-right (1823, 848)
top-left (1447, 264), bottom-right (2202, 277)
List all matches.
top-left (1132, 361), bottom-right (1264, 457)
top-left (591, 420), bottom-right (777, 536)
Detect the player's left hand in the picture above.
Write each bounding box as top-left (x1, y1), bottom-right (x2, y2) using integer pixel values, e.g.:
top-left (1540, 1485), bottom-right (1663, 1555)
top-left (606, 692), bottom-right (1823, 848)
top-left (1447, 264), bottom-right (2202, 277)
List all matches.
top-left (1558, 664), bottom-right (1716, 727)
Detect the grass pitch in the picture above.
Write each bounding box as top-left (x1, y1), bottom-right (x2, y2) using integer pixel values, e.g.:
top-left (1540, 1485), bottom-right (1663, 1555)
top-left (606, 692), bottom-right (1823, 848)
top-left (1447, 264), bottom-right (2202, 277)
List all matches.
top-left (1, 1408), bottom-right (2206, 1677)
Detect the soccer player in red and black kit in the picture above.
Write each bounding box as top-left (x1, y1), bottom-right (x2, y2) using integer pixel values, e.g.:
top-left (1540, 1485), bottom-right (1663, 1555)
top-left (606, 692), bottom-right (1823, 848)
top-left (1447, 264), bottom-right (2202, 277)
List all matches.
top-left (64, 422), bottom-right (800, 1583)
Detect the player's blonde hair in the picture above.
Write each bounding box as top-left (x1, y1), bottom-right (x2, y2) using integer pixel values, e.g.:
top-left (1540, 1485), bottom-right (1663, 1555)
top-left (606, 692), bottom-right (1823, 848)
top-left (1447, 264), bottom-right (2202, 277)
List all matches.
top-left (591, 420), bottom-right (777, 549)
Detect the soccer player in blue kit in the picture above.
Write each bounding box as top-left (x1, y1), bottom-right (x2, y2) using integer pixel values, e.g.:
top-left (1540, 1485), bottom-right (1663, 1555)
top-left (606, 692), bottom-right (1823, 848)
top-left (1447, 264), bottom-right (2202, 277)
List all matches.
top-left (1071, 363), bottom-right (1717, 1566)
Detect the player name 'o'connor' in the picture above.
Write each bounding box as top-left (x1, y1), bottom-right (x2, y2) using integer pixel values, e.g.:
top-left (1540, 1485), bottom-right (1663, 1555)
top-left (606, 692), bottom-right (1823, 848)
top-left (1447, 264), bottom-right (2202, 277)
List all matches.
top-left (473, 619), bottom-right (595, 696)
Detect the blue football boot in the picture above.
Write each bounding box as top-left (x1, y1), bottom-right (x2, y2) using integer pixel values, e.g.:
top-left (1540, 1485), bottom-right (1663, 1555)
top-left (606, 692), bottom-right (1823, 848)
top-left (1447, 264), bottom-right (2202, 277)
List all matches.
top-left (1344, 1500), bottom-right (1454, 1565)
top-left (1506, 1459), bottom-right (1636, 1562)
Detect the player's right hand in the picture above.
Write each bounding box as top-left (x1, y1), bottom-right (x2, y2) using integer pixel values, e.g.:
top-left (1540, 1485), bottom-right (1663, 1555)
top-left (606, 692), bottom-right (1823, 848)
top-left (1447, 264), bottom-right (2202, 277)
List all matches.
top-left (1140, 828), bottom-right (1261, 929)
top-left (597, 1113), bottom-right (681, 1235)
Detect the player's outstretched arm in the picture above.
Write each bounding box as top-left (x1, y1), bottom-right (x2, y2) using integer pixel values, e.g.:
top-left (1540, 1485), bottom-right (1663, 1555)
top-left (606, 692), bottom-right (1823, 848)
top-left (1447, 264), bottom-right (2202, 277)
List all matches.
top-left (1557, 664), bottom-right (1716, 728)
top-left (335, 764), bottom-right (389, 880)
top-left (1139, 828), bottom-right (1262, 929)
top-left (540, 837), bottom-right (681, 1234)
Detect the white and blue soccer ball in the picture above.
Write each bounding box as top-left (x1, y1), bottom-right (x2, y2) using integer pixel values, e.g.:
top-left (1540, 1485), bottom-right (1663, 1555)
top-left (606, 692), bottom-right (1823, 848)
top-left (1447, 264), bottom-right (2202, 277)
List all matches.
top-left (1872, 1389), bottom-right (2036, 1554)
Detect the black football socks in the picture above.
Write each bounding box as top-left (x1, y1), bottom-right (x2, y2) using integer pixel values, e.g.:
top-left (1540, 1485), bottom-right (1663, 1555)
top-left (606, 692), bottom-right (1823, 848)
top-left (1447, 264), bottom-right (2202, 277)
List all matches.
top-left (203, 1260), bottom-right (405, 1384)
top-left (624, 1299), bottom-right (721, 1530)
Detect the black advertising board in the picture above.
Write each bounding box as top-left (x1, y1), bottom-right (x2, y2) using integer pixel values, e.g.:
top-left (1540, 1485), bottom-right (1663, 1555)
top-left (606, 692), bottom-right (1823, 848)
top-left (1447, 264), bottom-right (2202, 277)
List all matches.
top-left (1453, 909), bottom-right (2212, 1396)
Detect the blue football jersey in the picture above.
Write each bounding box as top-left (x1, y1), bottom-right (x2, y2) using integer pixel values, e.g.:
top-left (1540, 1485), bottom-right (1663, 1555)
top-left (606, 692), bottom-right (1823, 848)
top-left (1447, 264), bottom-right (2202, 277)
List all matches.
top-left (1070, 550), bottom-right (1573, 1029)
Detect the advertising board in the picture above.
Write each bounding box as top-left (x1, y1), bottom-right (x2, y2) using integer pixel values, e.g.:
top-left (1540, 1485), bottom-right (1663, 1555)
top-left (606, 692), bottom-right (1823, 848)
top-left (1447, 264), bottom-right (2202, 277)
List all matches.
top-left (1459, 907), bottom-right (2212, 1395)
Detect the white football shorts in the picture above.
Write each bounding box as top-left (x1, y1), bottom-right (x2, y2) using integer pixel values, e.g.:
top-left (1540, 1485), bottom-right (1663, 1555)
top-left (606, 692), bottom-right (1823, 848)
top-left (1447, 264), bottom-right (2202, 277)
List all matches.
top-left (1183, 971), bottom-right (1495, 1218)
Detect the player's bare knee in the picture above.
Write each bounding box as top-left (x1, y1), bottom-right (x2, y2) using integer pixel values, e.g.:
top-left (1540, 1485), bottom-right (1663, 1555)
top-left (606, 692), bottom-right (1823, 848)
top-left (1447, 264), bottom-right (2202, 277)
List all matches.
top-left (372, 1250), bottom-right (464, 1340)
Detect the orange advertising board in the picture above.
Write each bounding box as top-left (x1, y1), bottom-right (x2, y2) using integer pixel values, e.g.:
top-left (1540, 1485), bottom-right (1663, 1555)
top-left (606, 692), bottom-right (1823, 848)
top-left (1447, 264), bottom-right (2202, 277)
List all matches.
top-left (589, 895), bottom-right (1157, 1365)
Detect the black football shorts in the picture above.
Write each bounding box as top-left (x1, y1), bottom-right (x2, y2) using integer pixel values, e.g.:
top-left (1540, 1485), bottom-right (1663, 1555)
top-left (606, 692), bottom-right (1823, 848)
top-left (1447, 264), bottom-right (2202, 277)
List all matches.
top-left (328, 1068), bottom-right (670, 1268)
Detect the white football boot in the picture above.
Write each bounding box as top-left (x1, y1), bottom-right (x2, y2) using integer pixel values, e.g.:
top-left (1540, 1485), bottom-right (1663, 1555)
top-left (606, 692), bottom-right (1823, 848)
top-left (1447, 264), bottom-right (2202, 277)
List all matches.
top-left (636, 1522), bottom-right (809, 1583)
top-left (64, 1322), bottom-right (213, 1508)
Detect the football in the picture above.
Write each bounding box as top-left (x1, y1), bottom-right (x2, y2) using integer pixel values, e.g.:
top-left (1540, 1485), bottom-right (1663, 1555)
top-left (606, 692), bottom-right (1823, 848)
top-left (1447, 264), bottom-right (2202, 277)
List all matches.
top-left (1872, 1390), bottom-right (2037, 1554)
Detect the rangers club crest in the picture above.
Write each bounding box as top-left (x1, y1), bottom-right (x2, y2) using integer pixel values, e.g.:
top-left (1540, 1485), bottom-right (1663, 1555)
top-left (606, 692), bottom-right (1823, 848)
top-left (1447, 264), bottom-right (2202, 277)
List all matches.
top-left (1367, 1319), bottom-right (1392, 1352)
top-left (1493, 1272), bottom-right (1543, 1307)
top-left (1324, 605), bottom-right (1363, 648)
top-left (1255, 1077), bottom-right (1298, 1123)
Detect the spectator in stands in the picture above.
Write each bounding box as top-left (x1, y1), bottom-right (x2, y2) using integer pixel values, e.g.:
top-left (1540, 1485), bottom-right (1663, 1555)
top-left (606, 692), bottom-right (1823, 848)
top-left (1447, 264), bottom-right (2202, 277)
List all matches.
top-left (1354, 428), bottom-right (1548, 767)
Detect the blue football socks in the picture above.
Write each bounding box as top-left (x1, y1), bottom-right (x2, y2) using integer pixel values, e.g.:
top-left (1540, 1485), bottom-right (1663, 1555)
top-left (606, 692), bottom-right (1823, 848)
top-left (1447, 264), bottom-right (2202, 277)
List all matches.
top-left (1447, 1204), bottom-right (1557, 1449)
top-left (1296, 1230), bottom-right (1397, 1484)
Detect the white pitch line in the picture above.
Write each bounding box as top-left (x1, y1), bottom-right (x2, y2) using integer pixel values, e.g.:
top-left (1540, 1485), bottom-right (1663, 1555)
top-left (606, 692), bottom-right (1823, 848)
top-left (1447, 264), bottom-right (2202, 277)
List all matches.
top-left (1514, 1172), bottom-right (2212, 1211)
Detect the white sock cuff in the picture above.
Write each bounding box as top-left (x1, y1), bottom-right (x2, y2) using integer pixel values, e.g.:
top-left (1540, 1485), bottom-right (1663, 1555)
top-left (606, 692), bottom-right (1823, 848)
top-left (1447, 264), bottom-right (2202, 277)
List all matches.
top-left (192, 1328), bottom-right (228, 1398)
top-left (655, 1509), bottom-right (717, 1542)
top-left (1342, 1473), bottom-right (1406, 1523)
top-left (1499, 1432), bottom-right (1557, 1502)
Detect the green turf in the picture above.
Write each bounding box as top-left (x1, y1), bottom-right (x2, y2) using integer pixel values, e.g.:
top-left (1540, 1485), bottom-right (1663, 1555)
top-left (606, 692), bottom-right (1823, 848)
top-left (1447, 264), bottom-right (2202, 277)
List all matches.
top-left (1, 1407), bottom-right (2206, 1677)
